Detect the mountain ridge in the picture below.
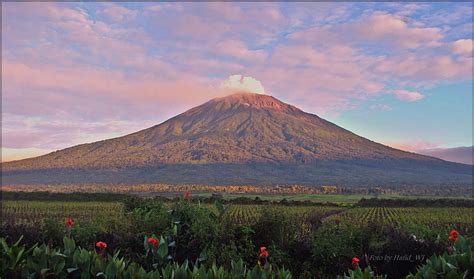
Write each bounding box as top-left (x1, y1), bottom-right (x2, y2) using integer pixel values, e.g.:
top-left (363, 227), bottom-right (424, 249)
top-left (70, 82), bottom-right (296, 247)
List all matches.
top-left (2, 92), bottom-right (471, 187)
top-left (3, 92), bottom-right (439, 169)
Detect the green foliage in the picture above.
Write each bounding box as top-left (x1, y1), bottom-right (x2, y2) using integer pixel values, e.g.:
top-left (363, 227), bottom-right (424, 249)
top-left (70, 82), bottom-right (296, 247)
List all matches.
top-left (25, 243), bottom-right (68, 278)
top-left (337, 267), bottom-right (387, 279)
top-left (407, 235), bottom-right (474, 279)
top-left (2, 197), bottom-right (473, 278)
top-left (311, 223), bottom-right (366, 274)
top-left (0, 236), bottom-right (291, 278)
top-left (0, 236), bottom-right (36, 278)
top-left (128, 204), bottom-right (171, 235)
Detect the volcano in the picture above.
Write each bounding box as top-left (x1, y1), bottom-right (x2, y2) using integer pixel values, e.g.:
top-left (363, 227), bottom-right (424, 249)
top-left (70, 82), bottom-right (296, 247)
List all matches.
top-left (2, 93), bottom-right (472, 187)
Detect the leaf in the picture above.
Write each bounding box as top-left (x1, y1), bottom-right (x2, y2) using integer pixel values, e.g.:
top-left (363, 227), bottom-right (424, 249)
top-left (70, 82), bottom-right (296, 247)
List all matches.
top-left (66, 267), bottom-right (78, 273)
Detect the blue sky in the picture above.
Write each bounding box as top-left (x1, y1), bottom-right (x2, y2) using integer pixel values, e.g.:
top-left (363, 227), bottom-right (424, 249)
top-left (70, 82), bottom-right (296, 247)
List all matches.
top-left (2, 2), bottom-right (472, 161)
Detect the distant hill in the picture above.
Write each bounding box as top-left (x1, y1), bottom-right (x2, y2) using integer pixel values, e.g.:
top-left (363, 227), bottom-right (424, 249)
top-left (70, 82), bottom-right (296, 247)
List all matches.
top-left (417, 146), bottom-right (473, 165)
top-left (2, 93), bottom-right (472, 187)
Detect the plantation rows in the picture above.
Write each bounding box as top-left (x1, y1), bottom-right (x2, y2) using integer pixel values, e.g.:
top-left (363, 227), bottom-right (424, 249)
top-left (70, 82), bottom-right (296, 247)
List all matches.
top-left (1, 201), bottom-right (124, 225)
top-left (2, 198), bottom-right (473, 278)
top-left (222, 205), bottom-right (342, 225)
top-left (1, 201), bottom-right (340, 226)
top-left (326, 207), bottom-right (474, 236)
top-left (2, 201), bottom-right (473, 236)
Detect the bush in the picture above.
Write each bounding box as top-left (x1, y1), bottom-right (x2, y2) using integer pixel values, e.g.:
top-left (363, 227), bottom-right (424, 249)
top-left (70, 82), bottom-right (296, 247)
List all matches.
top-left (407, 235), bottom-right (473, 279)
top-left (0, 236), bottom-right (292, 278)
top-left (311, 223), bottom-right (366, 275)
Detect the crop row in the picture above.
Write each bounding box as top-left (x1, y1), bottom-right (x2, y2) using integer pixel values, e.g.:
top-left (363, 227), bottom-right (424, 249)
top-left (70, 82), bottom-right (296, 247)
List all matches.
top-left (325, 207), bottom-right (474, 236)
top-left (3, 201), bottom-right (473, 237)
top-left (1, 201), bottom-right (124, 225)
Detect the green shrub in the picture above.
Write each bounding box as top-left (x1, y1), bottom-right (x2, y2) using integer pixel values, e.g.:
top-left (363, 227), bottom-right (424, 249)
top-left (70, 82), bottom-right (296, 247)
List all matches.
top-left (337, 267), bottom-right (387, 279)
top-left (407, 235), bottom-right (473, 279)
top-left (0, 236), bottom-right (292, 278)
top-left (311, 223), bottom-right (366, 275)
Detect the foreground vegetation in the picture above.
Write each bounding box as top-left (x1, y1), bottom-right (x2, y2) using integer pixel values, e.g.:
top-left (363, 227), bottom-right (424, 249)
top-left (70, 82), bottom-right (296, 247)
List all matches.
top-left (2, 233), bottom-right (472, 279)
top-left (1, 192), bottom-right (473, 278)
top-left (1, 235), bottom-right (292, 279)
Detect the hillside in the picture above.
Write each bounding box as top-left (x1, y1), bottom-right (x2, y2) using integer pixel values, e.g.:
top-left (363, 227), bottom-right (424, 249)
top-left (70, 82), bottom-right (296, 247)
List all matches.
top-left (2, 93), bottom-right (472, 187)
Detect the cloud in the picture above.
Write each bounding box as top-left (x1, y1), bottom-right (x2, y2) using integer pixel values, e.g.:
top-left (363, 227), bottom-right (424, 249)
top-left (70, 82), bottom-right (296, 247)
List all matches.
top-left (220, 75), bottom-right (265, 94)
top-left (144, 3), bottom-right (183, 13)
top-left (385, 3), bottom-right (431, 16)
top-left (1, 2), bottom-right (472, 152)
top-left (214, 39), bottom-right (267, 62)
top-left (2, 59), bottom-right (224, 121)
top-left (391, 90), bottom-right (425, 102)
top-left (1, 112), bottom-right (160, 149)
top-left (101, 4), bottom-right (137, 23)
top-left (452, 39), bottom-right (473, 56)
top-left (354, 12), bottom-right (443, 49)
top-left (416, 146), bottom-right (473, 165)
top-left (384, 141), bottom-right (473, 165)
top-left (384, 140), bottom-right (442, 151)
top-left (290, 11), bottom-right (444, 50)
top-left (375, 54), bottom-right (472, 85)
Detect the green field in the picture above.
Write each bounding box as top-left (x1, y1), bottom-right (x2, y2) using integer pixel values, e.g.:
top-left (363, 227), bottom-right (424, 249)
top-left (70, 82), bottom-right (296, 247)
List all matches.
top-left (1, 201), bottom-right (124, 225)
top-left (1, 195), bottom-right (473, 278)
top-left (3, 200), bottom-right (472, 236)
top-left (190, 192), bottom-right (473, 204)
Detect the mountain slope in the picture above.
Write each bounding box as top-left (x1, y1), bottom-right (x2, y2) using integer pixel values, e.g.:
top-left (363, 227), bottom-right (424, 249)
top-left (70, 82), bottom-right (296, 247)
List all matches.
top-left (2, 93), bottom-right (472, 187)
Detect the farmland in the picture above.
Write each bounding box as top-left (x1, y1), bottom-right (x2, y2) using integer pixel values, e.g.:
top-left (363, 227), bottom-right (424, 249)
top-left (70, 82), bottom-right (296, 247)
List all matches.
top-left (1, 201), bottom-right (124, 225)
top-left (326, 207), bottom-right (474, 236)
top-left (1, 193), bottom-right (473, 278)
top-left (1, 201), bottom-right (343, 228)
top-left (2, 199), bottom-right (472, 232)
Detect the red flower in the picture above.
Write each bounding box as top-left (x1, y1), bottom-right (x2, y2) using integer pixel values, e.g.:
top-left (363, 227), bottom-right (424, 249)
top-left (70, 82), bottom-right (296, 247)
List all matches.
top-left (147, 237), bottom-right (159, 247)
top-left (259, 246), bottom-right (269, 258)
top-left (96, 241), bottom-right (107, 250)
top-left (183, 191), bottom-right (190, 200)
top-left (352, 257), bottom-right (360, 268)
top-left (449, 230), bottom-right (460, 241)
top-left (65, 218), bottom-right (74, 227)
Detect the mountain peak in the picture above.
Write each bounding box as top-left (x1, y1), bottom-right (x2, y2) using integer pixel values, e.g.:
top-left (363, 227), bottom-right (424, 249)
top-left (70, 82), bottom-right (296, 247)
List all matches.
top-left (209, 92), bottom-right (298, 112)
top-left (4, 92), bottom-right (471, 188)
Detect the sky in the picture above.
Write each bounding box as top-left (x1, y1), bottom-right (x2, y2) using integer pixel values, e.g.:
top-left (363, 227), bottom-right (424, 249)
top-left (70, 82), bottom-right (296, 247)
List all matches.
top-left (2, 2), bottom-right (473, 162)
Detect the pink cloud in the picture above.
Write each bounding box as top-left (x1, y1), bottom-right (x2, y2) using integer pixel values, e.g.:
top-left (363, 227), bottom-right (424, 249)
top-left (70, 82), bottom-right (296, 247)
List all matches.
top-left (386, 3), bottom-right (431, 16)
top-left (452, 39), bottom-right (473, 56)
top-left (289, 11), bottom-right (444, 50)
top-left (2, 2), bottom-right (472, 152)
top-left (384, 140), bottom-right (442, 152)
top-left (2, 59), bottom-right (224, 121)
top-left (1, 112), bottom-right (160, 150)
top-left (249, 43), bottom-right (386, 113)
top-left (145, 3), bottom-right (183, 12)
top-left (391, 90), bottom-right (425, 102)
top-left (417, 146), bottom-right (473, 165)
top-left (101, 4), bottom-right (137, 23)
top-left (354, 12), bottom-right (443, 49)
top-left (374, 54), bottom-right (472, 85)
top-left (214, 39), bottom-right (267, 62)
